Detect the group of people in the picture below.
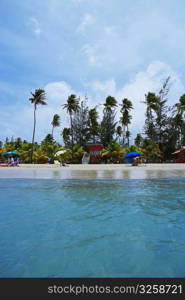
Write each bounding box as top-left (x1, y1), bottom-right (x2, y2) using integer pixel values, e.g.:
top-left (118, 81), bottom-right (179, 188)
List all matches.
top-left (7, 157), bottom-right (20, 167)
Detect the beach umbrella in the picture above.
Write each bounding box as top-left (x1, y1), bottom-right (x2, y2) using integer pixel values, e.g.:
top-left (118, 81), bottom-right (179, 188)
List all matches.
top-left (124, 152), bottom-right (142, 159)
top-left (2, 151), bottom-right (20, 158)
top-left (55, 150), bottom-right (67, 156)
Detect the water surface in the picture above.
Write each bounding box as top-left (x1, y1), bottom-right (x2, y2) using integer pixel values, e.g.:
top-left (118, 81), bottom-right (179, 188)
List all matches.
top-left (0, 178), bottom-right (185, 277)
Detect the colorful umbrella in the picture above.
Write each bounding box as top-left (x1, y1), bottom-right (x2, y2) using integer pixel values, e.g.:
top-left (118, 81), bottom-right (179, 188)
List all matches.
top-left (2, 151), bottom-right (20, 157)
top-left (55, 150), bottom-right (67, 156)
top-left (124, 152), bottom-right (142, 159)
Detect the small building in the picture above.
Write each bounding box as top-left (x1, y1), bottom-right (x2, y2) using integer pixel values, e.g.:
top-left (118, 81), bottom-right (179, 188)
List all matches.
top-left (86, 144), bottom-right (104, 163)
top-left (172, 148), bottom-right (185, 163)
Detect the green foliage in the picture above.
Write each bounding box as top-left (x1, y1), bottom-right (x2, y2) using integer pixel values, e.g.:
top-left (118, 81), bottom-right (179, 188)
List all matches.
top-left (1, 78), bottom-right (185, 164)
top-left (41, 134), bottom-right (58, 159)
top-left (62, 128), bottom-right (71, 148)
top-left (88, 108), bottom-right (100, 143)
top-left (103, 96), bottom-right (117, 112)
top-left (100, 111), bottom-right (117, 147)
top-left (141, 139), bottom-right (162, 162)
top-left (33, 149), bottom-right (48, 164)
top-left (72, 144), bottom-right (85, 163)
top-left (72, 100), bottom-right (90, 147)
top-left (62, 94), bottom-right (80, 148)
top-left (102, 142), bottom-right (126, 163)
top-left (51, 114), bottom-right (61, 137)
top-left (120, 98), bottom-right (133, 146)
top-left (134, 134), bottom-right (143, 147)
top-left (127, 144), bottom-right (143, 154)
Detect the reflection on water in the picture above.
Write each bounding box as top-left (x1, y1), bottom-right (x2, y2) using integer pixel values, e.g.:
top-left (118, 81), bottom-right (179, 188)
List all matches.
top-left (1, 167), bottom-right (185, 179)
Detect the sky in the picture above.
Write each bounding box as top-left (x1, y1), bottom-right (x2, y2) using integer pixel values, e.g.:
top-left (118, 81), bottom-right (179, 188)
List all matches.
top-left (1, 0), bottom-right (185, 144)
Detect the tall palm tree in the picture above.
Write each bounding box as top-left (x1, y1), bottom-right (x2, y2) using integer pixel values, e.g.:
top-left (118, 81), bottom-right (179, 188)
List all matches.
top-left (103, 96), bottom-right (117, 113)
top-left (51, 114), bottom-right (61, 138)
top-left (29, 89), bottom-right (47, 163)
top-left (62, 94), bottom-right (80, 149)
top-left (120, 98), bottom-right (133, 146)
top-left (62, 128), bottom-right (71, 148)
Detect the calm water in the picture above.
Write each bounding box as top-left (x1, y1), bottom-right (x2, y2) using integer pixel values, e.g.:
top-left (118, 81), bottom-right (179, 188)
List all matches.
top-left (0, 178), bottom-right (185, 278)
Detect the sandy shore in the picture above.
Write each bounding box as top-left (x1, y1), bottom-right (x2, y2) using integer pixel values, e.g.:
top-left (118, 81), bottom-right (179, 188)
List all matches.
top-left (0, 163), bottom-right (185, 179)
top-left (0, 163), bottom-right (185, 170)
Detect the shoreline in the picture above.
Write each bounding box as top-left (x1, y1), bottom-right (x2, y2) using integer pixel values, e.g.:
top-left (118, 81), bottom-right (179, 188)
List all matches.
top-left (0, 163), bottom-right (185, 170)
top-left (0, 163), bottom-right (185, 179)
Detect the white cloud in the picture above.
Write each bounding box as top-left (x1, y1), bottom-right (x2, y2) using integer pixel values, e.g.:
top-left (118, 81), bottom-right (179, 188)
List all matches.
top-left (0, 62), bottom-right (184, 143)
top-left (104, 26), bottom-right (118, 36)
top-left (72, 0), bottom-right (87, 2)
top-left (88, 61), bottom-right (185, 138)
top-left (0, 82), bottom-right (76, 142)
top-left (29, 17), bottom-right (42, 36)
top-left (81, 44), bottom-right (102, 66)
top-left (77, 13), bottom-right (95, 32)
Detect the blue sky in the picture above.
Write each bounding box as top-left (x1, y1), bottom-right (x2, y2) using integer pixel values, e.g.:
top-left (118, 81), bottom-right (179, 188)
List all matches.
top-left (1, 0), bottom-right (185, 143)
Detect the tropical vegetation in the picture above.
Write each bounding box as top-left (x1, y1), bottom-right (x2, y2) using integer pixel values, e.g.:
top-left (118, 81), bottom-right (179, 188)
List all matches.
top-left (0, 78), bottom-right (185, 164)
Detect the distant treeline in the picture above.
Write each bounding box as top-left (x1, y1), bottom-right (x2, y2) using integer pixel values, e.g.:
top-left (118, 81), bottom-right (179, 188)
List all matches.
top-left (0, 77), bottom-right (184, 163)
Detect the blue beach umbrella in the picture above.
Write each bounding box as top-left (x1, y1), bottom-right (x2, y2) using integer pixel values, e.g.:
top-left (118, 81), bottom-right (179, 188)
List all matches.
top-left (124, 152), bottom-right (142, 159)
top-left (2, 151), bottom-right (20, 158)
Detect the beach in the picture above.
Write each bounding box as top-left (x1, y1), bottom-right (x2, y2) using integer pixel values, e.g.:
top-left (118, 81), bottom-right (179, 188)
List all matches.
top-left (0, 163), bottom-right (185, 179)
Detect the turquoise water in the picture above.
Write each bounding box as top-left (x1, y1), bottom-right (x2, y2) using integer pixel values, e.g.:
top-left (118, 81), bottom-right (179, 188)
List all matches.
top-left (0, 178), bottom-right (185, 278)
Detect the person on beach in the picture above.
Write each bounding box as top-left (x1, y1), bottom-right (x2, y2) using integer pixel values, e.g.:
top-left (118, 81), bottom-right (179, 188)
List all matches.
top-left (132, 157), bottom-right (138, 166)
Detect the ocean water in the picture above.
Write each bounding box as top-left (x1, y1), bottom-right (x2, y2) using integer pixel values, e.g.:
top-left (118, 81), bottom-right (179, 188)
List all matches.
top-left (0, 178), bottom-right (185, 278)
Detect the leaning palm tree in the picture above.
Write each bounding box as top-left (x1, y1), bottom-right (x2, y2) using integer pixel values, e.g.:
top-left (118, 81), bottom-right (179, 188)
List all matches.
top-left (62, 94), bottom-right (80, 149)
top-left (29, 89), bottom-right (47, 163)
top-left (103, 96), bottom-right (117, 113)
top-left (120, 98), bottom-right (133, 146)
top-left (51, 114), bottom-right (61, 138)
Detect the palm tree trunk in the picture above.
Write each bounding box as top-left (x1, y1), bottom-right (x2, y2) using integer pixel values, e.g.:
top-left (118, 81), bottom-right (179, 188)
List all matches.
top-left (31, 104), bottom-right (36, 163)
top-left (70, 114), bottom-right (73, 146)
top-left (70, 113), bottom-right (74, 160)
top-left (123, 125), bottom-right (126, 145)
top-left (127, 125), bottom-right (129, 146)
top-left (51, 126), bottom-right (54, 139)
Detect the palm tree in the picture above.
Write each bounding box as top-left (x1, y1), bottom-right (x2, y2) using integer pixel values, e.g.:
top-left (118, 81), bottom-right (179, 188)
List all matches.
top-left (62, 94), bottom-right (80, 149)
top-left (116, 126), bottom-right (122, 143)
top-left (135, 133), bottom-right (143, 147)
top-left (125, 130), bottom-right (131, 146)
top-left (29, 89), bottom-right (47, 163)
top-left (100, 96), bottom-right (117, 146)
top-left (120, 98), bottom-right (133, 146)
top-left (51, 114), bottom-right (60, 138)
top-left (103, 96), bottom-right (117, 113)
top-left (62, 128), bottom-right (71, 148)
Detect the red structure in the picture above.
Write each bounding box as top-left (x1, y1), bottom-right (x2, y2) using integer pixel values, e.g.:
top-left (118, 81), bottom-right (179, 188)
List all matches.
top-left (172, 148), bottom-right (185, 163)
top-left (87, 144), bottom-right (104, 163)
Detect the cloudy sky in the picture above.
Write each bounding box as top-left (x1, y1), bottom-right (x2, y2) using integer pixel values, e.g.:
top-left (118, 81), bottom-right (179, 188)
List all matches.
top-left (1, 0), bottom-right (185, 143)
